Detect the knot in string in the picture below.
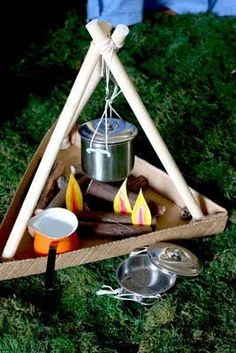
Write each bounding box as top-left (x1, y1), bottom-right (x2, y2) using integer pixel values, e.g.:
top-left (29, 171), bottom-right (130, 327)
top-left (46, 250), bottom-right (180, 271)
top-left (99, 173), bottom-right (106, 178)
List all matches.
top-left (86, 84), bottom-right (122, 157)
top-left (98, 38), bottom-right (116, 81)
top-left (97, 38), bottom-right (116, 56)
top-left (104, 84), bottom-right (122, 119)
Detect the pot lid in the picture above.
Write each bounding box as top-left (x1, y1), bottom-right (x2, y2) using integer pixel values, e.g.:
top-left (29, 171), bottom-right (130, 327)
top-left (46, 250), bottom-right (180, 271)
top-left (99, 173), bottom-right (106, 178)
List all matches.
top-left (78, 118), bottom-right (138, 144)
top-left (147, 242), bottom-right (200, 277)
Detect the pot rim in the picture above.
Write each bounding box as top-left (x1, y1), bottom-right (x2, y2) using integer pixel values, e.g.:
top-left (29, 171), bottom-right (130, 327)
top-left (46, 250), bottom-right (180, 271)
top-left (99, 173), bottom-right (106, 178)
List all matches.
top-left (80, 135), bottom-right (135, 146)
top-left (78, 118), bottom-right (138, 144)
top-left (28, 207), bottom-right (78, 239)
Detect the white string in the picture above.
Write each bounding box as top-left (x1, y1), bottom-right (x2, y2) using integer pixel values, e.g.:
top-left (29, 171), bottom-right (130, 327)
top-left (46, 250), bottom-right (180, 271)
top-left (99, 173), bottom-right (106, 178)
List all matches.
top-left (86, 38), bottom-right (122, 157)
top-left (99, 37), bottom-right (116, 79)
top-left (96, 285), bottom-right (161, 306)
top-left (96, 285), bottom-right (122, 296)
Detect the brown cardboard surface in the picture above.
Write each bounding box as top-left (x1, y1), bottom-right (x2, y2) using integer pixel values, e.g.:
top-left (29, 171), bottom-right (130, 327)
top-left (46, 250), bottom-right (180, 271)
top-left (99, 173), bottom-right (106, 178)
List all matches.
top-left (0, 127), bottom-right (228, 281)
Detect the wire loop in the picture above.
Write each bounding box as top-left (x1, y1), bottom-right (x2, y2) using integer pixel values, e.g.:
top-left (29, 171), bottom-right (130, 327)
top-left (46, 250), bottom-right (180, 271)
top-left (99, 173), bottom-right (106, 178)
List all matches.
top-left (86, 39), bottom-right (122, 157)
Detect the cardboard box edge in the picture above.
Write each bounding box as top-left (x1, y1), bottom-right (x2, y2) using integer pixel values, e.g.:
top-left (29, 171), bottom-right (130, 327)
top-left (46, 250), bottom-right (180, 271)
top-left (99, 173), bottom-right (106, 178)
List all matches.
top-left (0, 212), bottom-right (227, 281)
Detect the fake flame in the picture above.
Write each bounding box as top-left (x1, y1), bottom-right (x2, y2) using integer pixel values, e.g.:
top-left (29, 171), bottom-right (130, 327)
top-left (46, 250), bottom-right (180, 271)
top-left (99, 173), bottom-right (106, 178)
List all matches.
top-left (65, 173), bottom-right (83, 213)
top-left (131, 189), bottom-right (151, 226)
top-left (113, 178), bottom-right (132, 215)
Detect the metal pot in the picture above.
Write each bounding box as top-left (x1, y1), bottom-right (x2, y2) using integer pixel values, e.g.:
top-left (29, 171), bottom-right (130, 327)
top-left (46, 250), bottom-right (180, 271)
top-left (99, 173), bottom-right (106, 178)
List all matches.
top-left (78, 118), bottom-right (138, 182)
top-left (96, 242), bottom-right (200, 305)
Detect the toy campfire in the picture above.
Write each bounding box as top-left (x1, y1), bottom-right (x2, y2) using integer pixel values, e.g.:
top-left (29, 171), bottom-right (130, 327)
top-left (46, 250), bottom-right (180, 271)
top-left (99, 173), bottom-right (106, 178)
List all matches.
top-left (0, 20), bottom-right (227, 281)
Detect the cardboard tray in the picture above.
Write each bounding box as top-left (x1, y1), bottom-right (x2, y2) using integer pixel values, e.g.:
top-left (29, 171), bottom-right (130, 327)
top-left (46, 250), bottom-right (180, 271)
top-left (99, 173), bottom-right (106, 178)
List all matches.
top-left (0, 126), bottom-right (228, 281)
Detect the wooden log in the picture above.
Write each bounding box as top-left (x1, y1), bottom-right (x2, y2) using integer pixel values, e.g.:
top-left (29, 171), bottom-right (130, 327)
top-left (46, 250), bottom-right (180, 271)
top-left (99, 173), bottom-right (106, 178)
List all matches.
top-left (77, 210), bottom-right (157, 227)
top-left (86, 179), bottom-right (165, 216)
top-left (181, 207), bottom-right (192, 221)
top-left (79, 221), bottom-right (153, 237)
top-left (36, 160), bottom-right (65, 209)
top-left (86, 179), bottom-right (136, 204)
top-left (127, 175), bottom-right (149, 193)
top-left (46, 185), bottom-right (67, 209)
top-left (47, 175), bottom-right (90, 209)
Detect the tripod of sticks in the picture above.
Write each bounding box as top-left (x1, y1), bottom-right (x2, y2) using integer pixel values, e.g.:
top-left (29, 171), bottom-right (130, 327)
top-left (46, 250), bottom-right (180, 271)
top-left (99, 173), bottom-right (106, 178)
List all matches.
top-left (2, 20), bottom-right (203, 260)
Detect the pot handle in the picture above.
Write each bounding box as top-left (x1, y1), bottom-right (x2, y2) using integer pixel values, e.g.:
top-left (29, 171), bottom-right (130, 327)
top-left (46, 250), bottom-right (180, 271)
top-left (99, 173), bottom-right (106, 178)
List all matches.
top-left (96, 285), bottom-right (122, 296)
top-left (86, 147), bottom-right (111, 157)
top-left (44, 243), bottom-right (58, 290)
top-left (129, 246), bottom-right (148, 257)
top-left (96, 285), bottom-right (161, 306)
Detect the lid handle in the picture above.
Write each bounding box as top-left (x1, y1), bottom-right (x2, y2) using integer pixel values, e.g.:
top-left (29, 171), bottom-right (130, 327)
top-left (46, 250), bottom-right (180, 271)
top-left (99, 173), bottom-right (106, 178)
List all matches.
top-left (159, 247), bottom-right (190, 264)
top-left (129, 246), bottom-right (148, 257)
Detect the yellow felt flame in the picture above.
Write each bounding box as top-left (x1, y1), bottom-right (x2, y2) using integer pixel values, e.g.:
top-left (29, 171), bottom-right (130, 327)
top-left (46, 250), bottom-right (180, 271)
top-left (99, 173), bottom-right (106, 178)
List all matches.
top-left (65, 173), bottom-right (83, 213)
top-left (113, 178), bottom-right (132, 215)
top-left (131, 189), bottom-right (151, 225)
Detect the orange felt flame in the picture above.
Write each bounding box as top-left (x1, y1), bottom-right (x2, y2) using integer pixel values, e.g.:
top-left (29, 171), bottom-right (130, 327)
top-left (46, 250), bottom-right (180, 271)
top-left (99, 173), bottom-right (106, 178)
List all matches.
top-left (131, 189), bottom-right (151, 225)
top-left (65, 174), bottom-right (83, 213)
top-left (113, 178), bottom-right (132, 215)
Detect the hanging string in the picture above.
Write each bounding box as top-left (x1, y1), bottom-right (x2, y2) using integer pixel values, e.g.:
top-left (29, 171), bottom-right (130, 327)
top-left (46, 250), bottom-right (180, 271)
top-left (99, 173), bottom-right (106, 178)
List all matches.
top-left (86, 38), bottom-right (122, 157)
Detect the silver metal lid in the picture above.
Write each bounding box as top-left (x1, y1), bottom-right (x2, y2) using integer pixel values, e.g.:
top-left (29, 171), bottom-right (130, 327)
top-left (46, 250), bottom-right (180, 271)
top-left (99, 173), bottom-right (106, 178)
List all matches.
top-left (78, 118), bottom-right (138, 144)
top-left (147, 242), bottom-right (200, 277)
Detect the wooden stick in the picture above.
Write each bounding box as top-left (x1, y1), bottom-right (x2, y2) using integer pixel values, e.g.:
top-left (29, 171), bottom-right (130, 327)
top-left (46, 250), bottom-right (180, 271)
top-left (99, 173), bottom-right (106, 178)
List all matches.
top-left (77, 210), bottom-right (157, 227)
top-left (1, 23), bottom-right (130, 260)
top-left (86, 20), bottom-right (203, 221)
top-left (1, 24), bottom-right (115, 260)
top-left (2, 50), bottom-right (98, 259)
top-left (65, 24), bottom-right (130, 139)
top-left (79, 221), bottom-right (152, 237)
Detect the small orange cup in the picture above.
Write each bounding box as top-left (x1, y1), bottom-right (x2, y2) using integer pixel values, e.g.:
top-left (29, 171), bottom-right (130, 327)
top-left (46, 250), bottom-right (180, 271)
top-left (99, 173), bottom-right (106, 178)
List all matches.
top-left (28, 208), bottom-right (79, 256)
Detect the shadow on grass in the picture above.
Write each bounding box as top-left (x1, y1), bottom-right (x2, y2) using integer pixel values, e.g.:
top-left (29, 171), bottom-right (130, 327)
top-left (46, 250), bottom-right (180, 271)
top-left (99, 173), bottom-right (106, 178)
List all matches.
top-left (0, 0), bottom-right (86, 124)
top-left (0, 272), bottom-right (62, 316)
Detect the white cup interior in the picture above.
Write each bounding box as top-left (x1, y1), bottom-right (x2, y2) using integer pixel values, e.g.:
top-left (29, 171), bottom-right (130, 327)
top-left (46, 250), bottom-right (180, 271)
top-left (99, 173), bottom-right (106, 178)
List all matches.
top-left (28, 207), bottom-right (78, 239)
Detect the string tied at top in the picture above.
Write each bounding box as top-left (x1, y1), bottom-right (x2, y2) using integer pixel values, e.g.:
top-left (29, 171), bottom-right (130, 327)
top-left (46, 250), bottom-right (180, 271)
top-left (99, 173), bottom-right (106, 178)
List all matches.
top-left (86, 38), bottom-right (123, 157)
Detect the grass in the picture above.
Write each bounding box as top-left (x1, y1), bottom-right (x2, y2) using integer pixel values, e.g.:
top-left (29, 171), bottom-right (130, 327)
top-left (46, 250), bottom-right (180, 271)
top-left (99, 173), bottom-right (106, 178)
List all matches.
top-left (0, 7), bottom-right (236, 353)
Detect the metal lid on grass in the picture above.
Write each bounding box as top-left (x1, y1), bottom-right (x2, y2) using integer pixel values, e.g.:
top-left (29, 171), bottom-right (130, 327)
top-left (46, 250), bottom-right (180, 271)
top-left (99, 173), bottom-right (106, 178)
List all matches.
top-left (147, 242), bottom-right (201, 277)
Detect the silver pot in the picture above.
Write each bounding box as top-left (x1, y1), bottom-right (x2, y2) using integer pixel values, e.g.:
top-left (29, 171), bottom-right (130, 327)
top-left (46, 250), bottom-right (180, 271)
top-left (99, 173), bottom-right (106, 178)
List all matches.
top-left (96, 242), bottom-right (200, 305)
top-left (78, 118), bottom-right (138, 182)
